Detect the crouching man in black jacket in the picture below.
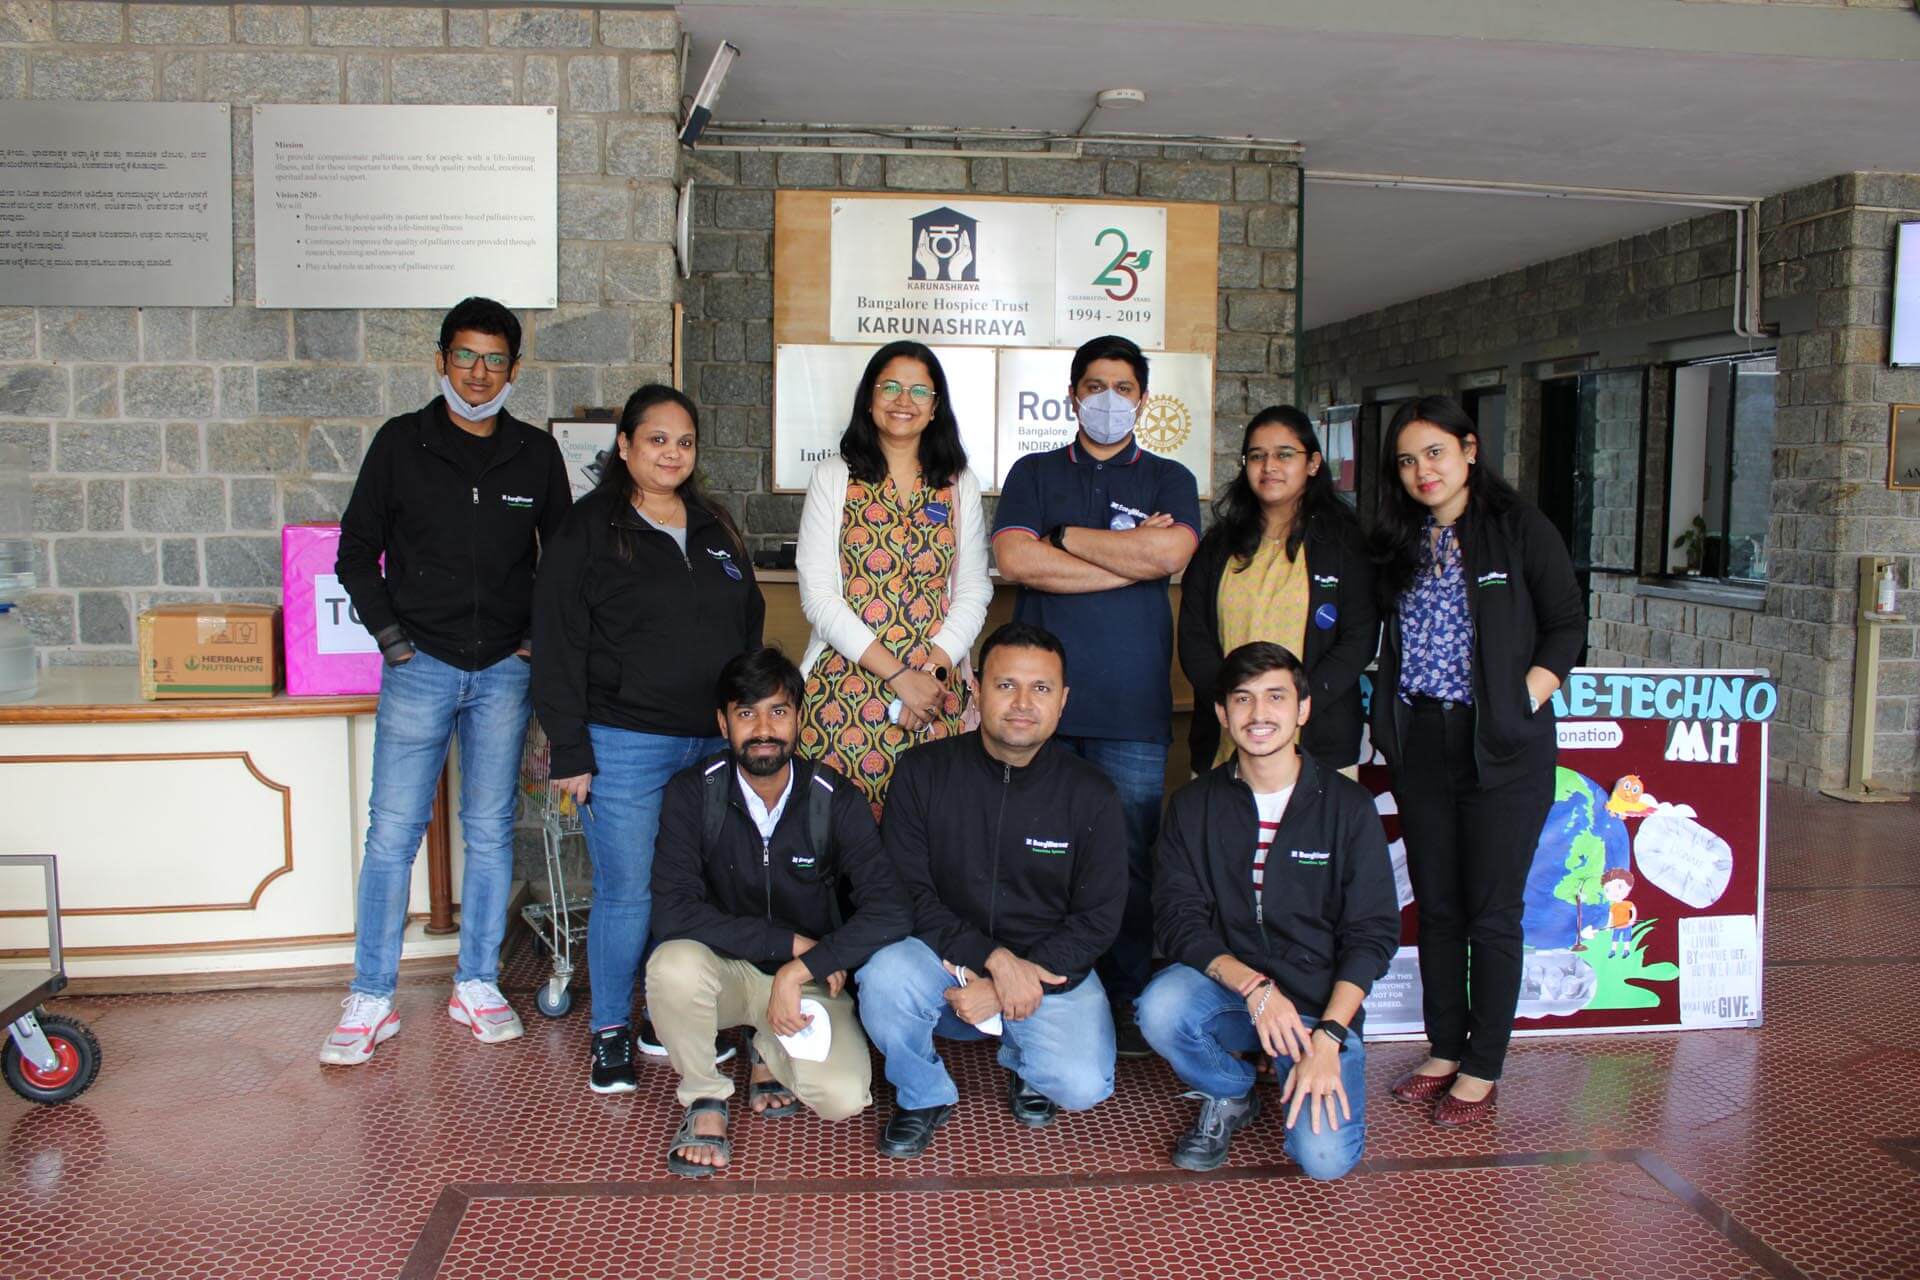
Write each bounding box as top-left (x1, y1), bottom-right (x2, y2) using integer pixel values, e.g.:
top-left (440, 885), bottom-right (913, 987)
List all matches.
top-left (1137, 641), bottom-right (1398, 1179)
top-left (857, 622), bottom-right (1128, 1159)
top-left (647, 648), bottom-right (910, 1178)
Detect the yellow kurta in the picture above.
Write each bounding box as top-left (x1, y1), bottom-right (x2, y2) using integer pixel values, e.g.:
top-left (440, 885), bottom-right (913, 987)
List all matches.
top-left (1212, 538), bottom-right (1311, 765)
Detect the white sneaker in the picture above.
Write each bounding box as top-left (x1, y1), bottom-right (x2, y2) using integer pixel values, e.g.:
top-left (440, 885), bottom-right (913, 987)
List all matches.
top-left (448, 979), bottom-right (524, 1044)
top-left (319, 992), bottom-right (400, 1066)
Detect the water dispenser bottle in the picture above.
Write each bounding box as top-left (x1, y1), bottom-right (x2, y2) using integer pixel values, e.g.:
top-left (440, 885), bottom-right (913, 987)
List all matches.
top-left (0, 443), bottom-right (38, 702)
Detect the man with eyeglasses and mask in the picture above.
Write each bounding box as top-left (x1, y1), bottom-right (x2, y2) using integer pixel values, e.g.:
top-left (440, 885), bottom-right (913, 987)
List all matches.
top-left (991, 334), bottom-right (1202, 1059)
top-left (319, 296), bottom-right (570, 1067)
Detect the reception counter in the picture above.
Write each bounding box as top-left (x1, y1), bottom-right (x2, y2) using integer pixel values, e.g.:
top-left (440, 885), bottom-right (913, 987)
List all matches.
top-left (0, 667), bottom-right (465, 987)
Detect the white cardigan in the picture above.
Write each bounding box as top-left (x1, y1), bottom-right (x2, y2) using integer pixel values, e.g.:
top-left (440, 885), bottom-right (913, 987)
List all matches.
top-left (796, 456), bottom-right (993, 678)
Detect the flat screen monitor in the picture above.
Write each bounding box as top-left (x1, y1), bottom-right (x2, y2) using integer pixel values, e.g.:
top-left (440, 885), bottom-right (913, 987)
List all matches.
top-left (1894, 220), bottom-right (1920, 366)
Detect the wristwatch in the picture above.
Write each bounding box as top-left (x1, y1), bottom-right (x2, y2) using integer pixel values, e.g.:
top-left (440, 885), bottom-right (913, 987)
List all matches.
top-left (1314, 1019), bottom-right (1352, 1052)
top-left (1047, 524), bottom-right (1069, 551)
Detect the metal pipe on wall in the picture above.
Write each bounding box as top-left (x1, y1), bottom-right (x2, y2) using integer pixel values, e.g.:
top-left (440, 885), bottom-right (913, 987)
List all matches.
top-left (1304, 170), bottom-right (1775, 340)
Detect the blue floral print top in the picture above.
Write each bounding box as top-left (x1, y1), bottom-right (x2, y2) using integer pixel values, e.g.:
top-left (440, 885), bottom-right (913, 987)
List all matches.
top-left (1397, 519), bottom-right (1475, 704)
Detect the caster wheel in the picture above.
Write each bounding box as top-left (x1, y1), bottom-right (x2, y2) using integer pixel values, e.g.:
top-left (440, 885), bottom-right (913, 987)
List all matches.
top-left (535, 981), bottom-right (572, 1018)
top-left (4, 1014), bottom-right (103, 1105)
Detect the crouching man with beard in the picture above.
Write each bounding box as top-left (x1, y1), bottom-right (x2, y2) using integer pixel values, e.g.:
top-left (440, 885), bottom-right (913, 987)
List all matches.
top-left (647, 647), bottom-right (911, 1177)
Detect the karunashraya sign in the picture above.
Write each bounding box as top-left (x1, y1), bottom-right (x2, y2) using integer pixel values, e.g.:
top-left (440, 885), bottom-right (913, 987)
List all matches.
top-left (253, 105), bottom-right (556, 309)
top-left (771, 344), bottom-right (1212, 495)
top-left (780, 195), bottom-right (1204, 495)
top-left (1360, 667), bottom-right (1771, 1038)
top-left (828, 197), bottom-right (1167, 350)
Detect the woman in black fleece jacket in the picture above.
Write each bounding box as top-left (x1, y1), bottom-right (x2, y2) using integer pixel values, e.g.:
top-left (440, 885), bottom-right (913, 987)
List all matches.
top-left (531, 385), bottom-right (764, 1072)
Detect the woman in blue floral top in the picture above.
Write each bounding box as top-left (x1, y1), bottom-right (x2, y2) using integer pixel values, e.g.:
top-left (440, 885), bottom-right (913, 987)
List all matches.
top-left (1367, 396), bottom-right (1585, 1129)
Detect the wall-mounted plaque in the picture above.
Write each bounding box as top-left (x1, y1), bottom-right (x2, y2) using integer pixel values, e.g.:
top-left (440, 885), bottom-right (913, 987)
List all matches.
top-left (0, 102), bottom-right (232, 306)
top-left (772, 344), bottom-right (997, 493)
top-left (253, 105), bottom-right (557, 309)
top-left (827, 197), bottom-right (1167, 351)
top-left (1891, 404), bottom-right (1920, 491)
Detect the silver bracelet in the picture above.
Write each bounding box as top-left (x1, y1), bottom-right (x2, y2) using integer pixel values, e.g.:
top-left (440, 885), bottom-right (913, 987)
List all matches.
top-left (1251, 986), bottom-right (1274, 1023)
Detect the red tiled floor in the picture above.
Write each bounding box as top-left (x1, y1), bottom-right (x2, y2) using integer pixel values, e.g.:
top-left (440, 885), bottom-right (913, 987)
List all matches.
top-left (3, 783), bottom-right (1918, 1280)
top-left (431, 1161), bottom-right (1768, 1280)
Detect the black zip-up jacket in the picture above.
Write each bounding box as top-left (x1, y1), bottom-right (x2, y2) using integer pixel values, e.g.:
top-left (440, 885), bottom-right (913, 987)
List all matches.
top-left (651, 754), bottom-right (911, 981)
top-left (336, 400), bottom-right (571, 670)
top-left (1153, 752), bottom-right (1399, 1030)
top-left (885, 734), bottom-right (1127, 991)
top-left (531, 485), bottom-right (765, 778)
top-left (1371, 501), bottom-right (1585, 788)
top-left (1179, 512), bottom-right (1378, 771)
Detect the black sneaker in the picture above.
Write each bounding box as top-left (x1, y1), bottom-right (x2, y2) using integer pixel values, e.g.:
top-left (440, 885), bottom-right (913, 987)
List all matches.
top-left (1170, 1090), bottom-right (1262, 1172)
top-left (1114, 1011), bottom-right (1152, 1059)
top-left (634, 1016), bottom-right (667, 1057)
top-left (632, 1016), bottom-right (738, 1066)
top-left (589, 1025), bottom-right (637, 1095)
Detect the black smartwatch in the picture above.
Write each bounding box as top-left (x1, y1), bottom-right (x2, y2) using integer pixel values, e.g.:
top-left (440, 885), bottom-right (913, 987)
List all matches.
top-left (1314, 1019), bottom-right (1352, 1052)
top-left (1047, 524), bottom-right (1069, 551)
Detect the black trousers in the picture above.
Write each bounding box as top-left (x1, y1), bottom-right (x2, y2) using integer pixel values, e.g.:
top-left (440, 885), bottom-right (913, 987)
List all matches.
top-left (1393, 698), bottom-right (1555, 1081)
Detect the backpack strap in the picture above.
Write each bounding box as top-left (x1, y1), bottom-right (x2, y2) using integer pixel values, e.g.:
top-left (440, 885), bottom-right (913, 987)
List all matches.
top-left (699, 756), bottom-right (731, 850)
top-left (802, 761), bottom-right (844, 930)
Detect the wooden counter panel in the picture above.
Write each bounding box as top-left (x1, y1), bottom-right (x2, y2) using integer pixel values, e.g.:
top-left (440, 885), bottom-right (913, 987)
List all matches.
top-left (0, 667), bottom-right (376, 725)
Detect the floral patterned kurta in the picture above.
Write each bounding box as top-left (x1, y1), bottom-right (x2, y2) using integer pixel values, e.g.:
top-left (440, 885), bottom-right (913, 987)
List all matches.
top-left (799, 476), bottom-right (972, 819)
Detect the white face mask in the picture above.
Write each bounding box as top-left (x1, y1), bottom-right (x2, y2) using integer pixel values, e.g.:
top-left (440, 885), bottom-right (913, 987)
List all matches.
top-left (440, 374), bottom-right (513, 423)
top-left (1075, 388), bottom-right (1139, 445)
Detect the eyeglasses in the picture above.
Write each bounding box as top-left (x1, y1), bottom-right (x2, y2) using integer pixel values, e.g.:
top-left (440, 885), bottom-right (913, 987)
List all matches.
top-left (445, 347), bottom-right (512, 372)
top-left (1243, 447), bottom-right (1307, 466)
top-left (876, 380), bottom-right (936, 405)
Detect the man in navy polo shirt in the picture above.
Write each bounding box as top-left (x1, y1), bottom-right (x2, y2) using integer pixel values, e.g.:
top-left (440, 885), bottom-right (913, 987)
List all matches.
top-left (991, 334), bottom-right (1201, 1056)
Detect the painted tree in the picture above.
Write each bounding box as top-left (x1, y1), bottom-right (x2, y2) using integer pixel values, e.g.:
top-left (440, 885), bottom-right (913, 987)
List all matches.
top-left (1555, 828), bottom-right (1609, 952)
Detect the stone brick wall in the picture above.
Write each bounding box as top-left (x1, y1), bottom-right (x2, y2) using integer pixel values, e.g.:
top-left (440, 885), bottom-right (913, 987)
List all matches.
top-left (1303, 173), bottom-right (1920, 791)
top-left (0, 4), bottom-right (683, 662)
top-left (675, 137), bottom-right (1303, 546)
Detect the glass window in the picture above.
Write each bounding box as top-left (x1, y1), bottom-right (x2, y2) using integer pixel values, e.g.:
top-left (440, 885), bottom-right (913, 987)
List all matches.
top-left (1665, 355), bottom-right (1776, 581)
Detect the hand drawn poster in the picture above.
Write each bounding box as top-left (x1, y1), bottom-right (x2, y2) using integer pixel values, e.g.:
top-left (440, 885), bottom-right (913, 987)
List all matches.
top-left (1360, 668), bottom-right (1770, 1037)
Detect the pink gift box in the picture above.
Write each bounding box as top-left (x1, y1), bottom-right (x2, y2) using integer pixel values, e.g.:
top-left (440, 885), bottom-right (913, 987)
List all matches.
top-left (281, 523), bottom-right (384, 697)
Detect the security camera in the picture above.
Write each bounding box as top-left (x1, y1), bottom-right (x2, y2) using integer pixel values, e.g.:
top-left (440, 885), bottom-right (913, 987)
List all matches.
top-left (679, 41), bottom-right (740, 148)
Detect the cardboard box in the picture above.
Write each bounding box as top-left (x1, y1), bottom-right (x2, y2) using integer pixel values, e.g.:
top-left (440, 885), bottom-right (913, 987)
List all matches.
top-left (138, 604), bottom-right (282, 700)
top-left (281, 522), bottom-right (383, 697)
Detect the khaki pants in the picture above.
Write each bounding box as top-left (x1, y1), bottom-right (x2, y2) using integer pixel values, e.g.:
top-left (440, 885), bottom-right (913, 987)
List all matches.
top-left (644, 938), bottom-right (872, 1120)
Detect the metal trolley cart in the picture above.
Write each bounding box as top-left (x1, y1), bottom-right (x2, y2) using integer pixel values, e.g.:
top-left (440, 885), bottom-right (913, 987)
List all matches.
top-left (518, 730), bottom-right (591, 1019)
top-left (2, 854), bottom-right (102, 1105)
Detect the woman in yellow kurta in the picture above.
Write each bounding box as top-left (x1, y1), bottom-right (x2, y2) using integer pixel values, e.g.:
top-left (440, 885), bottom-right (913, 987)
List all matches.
top-left (1178, 406), bottom-right (1378, 773)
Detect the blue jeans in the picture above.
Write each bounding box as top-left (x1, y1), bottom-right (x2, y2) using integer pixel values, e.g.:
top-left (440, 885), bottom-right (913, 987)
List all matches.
top-left (1135, 964), bottom-right (1368, 1181)
top-left (855, 936), bottom-right (1115, 1112)
top-left (1057, 736), bottom-right (1167, 1010)
top-left (583, 726), bottom-right (722, 1030)
top-left (352, 650), bottom-right (531, 998)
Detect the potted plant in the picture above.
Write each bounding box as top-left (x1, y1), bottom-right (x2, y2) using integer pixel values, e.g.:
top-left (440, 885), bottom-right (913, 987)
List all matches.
top-left (1672, 515), bottom-right (1708, 575)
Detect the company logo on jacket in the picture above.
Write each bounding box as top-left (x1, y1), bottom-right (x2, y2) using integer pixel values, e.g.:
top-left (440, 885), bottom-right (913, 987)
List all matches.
top-left (1024, 837), bottom-right (1071, 856)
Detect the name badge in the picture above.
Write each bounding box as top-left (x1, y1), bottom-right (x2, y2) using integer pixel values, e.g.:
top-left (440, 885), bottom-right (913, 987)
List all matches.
top-left (1108, 500), bottom-right (1147, 532)
top-left (923, 501), bottom-right (949, 525)
top-left (1314, 603), bottom-right (1338, 630)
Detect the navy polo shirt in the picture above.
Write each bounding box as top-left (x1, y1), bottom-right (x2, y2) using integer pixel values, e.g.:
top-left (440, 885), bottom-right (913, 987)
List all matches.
top-left (993, 439), bottom-right (1202, 743)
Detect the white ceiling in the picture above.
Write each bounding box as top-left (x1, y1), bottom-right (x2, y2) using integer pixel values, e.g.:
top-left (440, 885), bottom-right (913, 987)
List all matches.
top-left (676, 3), bottom-right (1920, 328)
